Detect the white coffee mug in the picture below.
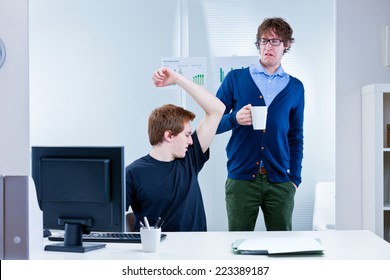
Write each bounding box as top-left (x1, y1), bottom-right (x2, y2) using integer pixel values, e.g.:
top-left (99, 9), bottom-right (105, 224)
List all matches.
top-left (251, 106), bottom-right (268, 130)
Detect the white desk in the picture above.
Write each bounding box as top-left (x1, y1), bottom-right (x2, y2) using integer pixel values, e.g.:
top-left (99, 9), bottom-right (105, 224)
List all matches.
top-left (30, 230), bottom-right (390, 260)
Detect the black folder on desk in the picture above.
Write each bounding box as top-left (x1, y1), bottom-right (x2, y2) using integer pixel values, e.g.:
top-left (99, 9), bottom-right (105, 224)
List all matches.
top-left (232, 237), bottom-right (324, 255)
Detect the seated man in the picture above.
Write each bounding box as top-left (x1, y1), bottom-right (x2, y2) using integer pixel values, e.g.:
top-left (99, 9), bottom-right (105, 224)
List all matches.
top-left (126, 67), bottom-right (225, 231)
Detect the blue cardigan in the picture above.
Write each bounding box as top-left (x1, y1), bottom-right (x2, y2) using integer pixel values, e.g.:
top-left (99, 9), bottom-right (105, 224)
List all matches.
top-left (216, 67), bottom-right (304, 187)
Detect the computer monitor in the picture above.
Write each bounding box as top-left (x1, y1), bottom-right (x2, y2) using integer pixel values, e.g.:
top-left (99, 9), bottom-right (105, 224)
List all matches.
top-left (31, 146), bottom-right (125, 253)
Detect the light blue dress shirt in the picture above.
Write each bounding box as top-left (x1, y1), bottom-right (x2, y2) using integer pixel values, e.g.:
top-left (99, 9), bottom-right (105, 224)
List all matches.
top-left (249, 59), bottom-right (290, 106)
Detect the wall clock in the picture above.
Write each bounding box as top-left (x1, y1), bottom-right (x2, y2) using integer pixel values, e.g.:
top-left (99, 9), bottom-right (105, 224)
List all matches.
top-left (0, 38), bottom-right (6, 69)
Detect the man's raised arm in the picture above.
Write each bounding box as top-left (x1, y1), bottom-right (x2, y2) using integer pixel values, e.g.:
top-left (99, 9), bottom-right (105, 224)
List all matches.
top-left (152, 67), bottom-right (225, 152)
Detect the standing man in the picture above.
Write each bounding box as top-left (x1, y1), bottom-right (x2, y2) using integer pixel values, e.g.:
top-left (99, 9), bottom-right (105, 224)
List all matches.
top-left (216, 17), bottom-right (304, 231)
top-left (126, 67), bottom-right (225, 232)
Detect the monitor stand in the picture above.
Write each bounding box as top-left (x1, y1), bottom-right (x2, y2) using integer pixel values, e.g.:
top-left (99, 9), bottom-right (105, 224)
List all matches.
top-left (45, 222), bottom-right (106, 253)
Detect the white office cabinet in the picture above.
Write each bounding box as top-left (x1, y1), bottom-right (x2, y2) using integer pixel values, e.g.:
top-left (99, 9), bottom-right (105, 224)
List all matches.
top-left (362, 83), bottom-right (390, 242)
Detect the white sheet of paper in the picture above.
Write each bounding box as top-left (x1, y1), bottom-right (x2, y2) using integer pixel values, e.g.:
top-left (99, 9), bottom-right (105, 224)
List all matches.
top-left (237, 237), bottom-right (324, 254)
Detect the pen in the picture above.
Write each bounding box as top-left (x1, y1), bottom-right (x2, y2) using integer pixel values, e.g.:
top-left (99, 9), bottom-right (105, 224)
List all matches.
top-left (143, 216), bottom-right (150, 229)
top-left (154, 217), bottom-right (162, 228)
top-left (139, 221), bottom-right (145, 229)
top-left (157, 218), bottom-right (165, 229)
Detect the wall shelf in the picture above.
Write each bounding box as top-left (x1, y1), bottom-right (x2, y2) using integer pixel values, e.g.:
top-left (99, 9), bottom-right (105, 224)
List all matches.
top-left (362, 83), bottom-right (390, 242)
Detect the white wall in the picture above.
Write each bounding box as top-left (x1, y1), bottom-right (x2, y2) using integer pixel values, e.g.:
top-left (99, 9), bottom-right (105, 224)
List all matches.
top-left (336, 0), bottom-right (390, 229)
top-left (0, 0), bottom-right (29, 175)
top-left (28, 0), bottom-right (335, 231)
top-left (0, 0), bottom-right (44, 257)
top-left (2, 0), bottom-right (390, 232)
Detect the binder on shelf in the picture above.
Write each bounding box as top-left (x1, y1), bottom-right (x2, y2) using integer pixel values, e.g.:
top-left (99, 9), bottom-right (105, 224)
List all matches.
top-left (0, 175), bottom-right (4, 259)
top-left (3, 176), bottom-right (29, 260)
top-left (387, 124), bottom-right (390, 148)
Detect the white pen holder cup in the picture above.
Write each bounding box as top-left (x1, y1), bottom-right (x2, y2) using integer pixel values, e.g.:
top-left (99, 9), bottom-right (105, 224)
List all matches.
top-left (140, 227), bottom-right (161, 253)
top-left (251, 106), bottom-right (268, 130)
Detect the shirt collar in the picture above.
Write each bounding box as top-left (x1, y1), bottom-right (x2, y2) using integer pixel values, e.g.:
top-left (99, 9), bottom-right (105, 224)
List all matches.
top-left (250, 59), bottom-right (287, 77)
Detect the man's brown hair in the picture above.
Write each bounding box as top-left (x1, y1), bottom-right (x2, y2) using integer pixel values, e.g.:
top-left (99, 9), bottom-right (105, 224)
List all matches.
top-left (148, 104), bottom-right (196, 146)
top-left (255, 17), bottom-right (295, 53)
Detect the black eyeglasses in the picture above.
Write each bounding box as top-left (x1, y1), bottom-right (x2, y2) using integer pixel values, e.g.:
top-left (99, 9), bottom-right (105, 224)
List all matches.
top-left (258, 38), bottom-right (283, 46)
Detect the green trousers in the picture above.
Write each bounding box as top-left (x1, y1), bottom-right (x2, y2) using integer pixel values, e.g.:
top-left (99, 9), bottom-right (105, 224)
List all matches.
top-left (225, 174), bottom-right (296, 231)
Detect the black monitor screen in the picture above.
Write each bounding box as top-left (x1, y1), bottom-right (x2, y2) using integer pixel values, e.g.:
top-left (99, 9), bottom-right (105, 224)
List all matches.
top-left (31, 146), bottom-right (125, 253)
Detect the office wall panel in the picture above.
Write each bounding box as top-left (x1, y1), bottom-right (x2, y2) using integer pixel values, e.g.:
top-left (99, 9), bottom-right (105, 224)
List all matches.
top-left (29, 0), bottom-right (335, 231)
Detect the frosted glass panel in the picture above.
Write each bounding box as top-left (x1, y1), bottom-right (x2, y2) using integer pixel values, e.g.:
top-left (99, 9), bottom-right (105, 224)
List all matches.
top-left (29, 0), bottom-right (181, 163)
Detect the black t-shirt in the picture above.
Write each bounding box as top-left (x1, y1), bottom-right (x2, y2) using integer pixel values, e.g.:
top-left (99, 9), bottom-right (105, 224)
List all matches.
top-left (126, 131), bottom-right (209, 231)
